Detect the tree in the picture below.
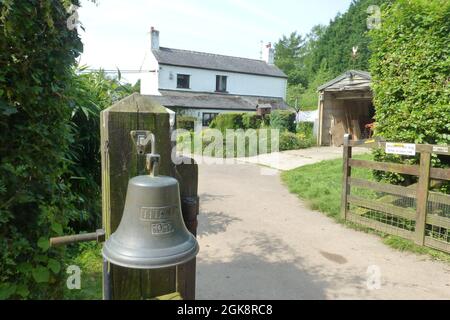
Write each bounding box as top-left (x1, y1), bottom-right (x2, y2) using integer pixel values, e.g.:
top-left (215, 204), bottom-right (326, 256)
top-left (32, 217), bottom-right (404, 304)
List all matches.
top-left (274, 32), bottom-right (307, 87)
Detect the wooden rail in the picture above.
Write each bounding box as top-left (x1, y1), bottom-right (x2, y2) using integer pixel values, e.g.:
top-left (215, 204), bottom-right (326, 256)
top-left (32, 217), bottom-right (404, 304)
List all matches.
top-left (341, 135), bottom-right (450, 254)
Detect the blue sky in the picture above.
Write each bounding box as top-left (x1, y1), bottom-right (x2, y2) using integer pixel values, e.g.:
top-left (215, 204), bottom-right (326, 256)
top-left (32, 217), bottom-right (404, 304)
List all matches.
top-left (78, 0), bottom-right (353, 83)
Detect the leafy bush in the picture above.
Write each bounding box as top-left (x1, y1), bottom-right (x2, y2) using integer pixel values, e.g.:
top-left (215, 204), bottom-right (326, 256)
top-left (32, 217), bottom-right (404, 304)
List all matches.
top-left (369, 0), bottom-right (450, 184)
top-left (242, 112), bottom-right (262, 129)
top-left (262, 114), bottom-right (271, 127)
top-left (0, 0), bottom-right (82, 299)
top-left (177, 128), bottom-right (282, 157)
top-left (279, 132), bottom-right (314, 151)
top-left (296, 122), bottom-right (314, 137)
top-left (67, 69), bottom-right (138, 232)
top-left (176, 115), bottom-right (196, 131)
top-left (370, 0), bottom-right (450, 146)
top-left (209, 113), bottom-right (244, 132)
top-left (270, 110), bottom-right (296, 132)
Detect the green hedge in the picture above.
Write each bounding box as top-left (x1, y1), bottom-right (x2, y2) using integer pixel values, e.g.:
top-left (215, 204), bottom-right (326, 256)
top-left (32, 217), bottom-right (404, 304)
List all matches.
top-left (279, 132), bottom-right (315, 151)
top-left (176, 115), bottom-right (196, 131)
top-left (270, 110), bottom-right (296, 132)
top-left (369, 0), bottom-right (450, 184)
top-left (209, 113), bottom-right (244, 132)
top-left (0, 0), bottom-right (82, 299)
top-left (296, 122), bottom-right (314, 137)
top-left (242, 112), bottom-right (262, 129)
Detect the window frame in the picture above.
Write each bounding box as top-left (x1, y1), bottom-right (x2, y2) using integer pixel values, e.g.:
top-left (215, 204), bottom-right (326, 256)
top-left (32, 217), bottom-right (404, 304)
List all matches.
top-left (215, 75), bottom-right (228, 93)
top-left (202, 112), bottom-right (219, 127)
top-left (177, 74), bottom-right (191, 89)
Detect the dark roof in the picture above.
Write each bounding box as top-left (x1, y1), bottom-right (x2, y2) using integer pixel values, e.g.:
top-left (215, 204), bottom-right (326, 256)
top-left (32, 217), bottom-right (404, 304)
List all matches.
top-left (148, 90), bottom-right (288, 111)
top-left (152, 47), bottom-right (287, 78)
top-left (318, 70), bottom-right (371, 91)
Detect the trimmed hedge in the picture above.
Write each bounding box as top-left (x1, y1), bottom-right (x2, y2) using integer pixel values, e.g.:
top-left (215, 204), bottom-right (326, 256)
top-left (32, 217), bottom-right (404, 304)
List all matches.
top-left (370, 0), bottom-right (450, 146)
top-left (270, 110), bottom-right (296, 132)
top-left (279, 132), bottom-right (315, 151)
top-left (369, 0), bottom-right (450, 184)
top-left (209, 113), bottom-right (244, 132)
top-left (242, 112), bottom-right (262, 129)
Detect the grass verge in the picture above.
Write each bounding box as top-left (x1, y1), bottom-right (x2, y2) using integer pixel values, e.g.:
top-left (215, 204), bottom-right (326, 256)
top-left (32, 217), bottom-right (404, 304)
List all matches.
top-left (280, 153), bottom-right (450, 263)
top-left (63, 242), bottom-right (102, 300)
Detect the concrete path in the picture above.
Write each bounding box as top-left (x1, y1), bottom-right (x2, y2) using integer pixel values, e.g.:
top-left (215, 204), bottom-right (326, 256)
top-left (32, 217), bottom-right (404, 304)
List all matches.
top-left (235, 146), bottom-right (368, 171)
top-left (195, 161), bottom-right (450, 300)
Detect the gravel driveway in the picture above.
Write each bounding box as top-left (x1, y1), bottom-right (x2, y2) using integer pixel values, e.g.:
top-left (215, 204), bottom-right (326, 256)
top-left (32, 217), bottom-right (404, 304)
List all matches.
top-left (195, 160), bottom-right (450, 300)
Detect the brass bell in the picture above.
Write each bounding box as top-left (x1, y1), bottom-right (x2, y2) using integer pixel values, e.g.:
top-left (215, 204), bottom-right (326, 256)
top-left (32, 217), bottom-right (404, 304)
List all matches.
top-left (102, 152), bottom-right (199, 269)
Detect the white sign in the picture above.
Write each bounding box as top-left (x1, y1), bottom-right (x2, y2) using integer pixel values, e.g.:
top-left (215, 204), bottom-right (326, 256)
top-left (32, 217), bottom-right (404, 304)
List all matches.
top-left (432, 146), bottom-right (449, 153)
top-left (385, 143), bottom-right (416, 156)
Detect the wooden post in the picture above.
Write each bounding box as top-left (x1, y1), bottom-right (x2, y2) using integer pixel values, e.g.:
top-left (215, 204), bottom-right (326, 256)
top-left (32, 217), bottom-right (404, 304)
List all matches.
top-left (175, 157), bottom-right (199, 300)
top-left (317, 92), bottom-right (324, 146)
top-left (100, 93), bottom-right (197, 299)
top-left (414, 151), bottom-right (431, 246)
top-left (341, 134), bottom-right (352, 220)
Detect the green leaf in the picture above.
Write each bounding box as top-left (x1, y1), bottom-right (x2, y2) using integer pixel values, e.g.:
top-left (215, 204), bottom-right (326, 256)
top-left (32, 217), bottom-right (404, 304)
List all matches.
top-left (47, 258), bottom-right (61, 274)
top-left (16, 284), bottom-right (30, 298)
top-left (37, 237), bottom-right (50, 252)
top-left (51, 222), bottom-right (63, 235)
top-left (32, 266), bottom-right (50, 283)
top-left (17, 262), bottom-right (32, 274)
top-left (0, 284), bottom-right (16, 300)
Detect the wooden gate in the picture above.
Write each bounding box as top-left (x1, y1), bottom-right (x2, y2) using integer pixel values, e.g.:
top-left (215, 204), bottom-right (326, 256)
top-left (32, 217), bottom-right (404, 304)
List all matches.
top-left (341, 134), bottom-right (450, 253)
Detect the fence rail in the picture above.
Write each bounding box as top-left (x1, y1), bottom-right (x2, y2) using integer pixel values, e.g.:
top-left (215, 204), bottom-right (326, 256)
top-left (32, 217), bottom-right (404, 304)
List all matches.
top-left (341, 135), bottom-right (450, 254)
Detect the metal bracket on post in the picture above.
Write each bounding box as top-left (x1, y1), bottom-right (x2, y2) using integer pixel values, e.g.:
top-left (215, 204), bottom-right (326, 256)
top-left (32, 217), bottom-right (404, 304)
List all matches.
top-left (130, 130), bottom-right (155, 155)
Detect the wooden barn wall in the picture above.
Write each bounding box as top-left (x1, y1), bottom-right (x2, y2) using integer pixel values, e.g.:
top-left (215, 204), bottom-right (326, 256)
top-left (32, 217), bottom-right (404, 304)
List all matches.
top-left (320, 92), bottom-right (372, 146)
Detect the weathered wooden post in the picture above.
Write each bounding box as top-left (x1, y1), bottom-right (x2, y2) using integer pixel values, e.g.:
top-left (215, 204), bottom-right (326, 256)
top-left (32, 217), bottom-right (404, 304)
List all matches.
top-left (100, 93), bottom-right (198, 299)
top-left (341, 134), bottom-right (352, 220)
top-left (414, 150), bottom-right (431, 246)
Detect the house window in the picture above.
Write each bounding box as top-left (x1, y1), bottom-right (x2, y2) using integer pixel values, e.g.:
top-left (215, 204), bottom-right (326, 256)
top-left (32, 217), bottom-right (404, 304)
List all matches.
top-left (202, 112), bottom-right (218, 127)
top-left (216, 75), bottom-right (227, 92)
top-left (177, 74), bottom-right (190, 89)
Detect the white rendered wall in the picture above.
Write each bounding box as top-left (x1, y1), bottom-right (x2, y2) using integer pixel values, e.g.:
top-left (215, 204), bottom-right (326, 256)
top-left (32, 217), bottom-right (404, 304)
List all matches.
top-left (157, 65), bottom-right (287, 99)
top-left (140, 53), bottom-right (160, 95)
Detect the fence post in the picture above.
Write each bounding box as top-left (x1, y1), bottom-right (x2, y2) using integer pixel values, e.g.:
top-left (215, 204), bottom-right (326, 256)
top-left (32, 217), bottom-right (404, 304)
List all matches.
top-left (100, 93), bottom-right (190, 299)
top-left (175, 157), bottom-right (199, 300)
top-left (341, 134), bottom-right (352, 220)
top-left (414, 151), bottom-right (431, 246)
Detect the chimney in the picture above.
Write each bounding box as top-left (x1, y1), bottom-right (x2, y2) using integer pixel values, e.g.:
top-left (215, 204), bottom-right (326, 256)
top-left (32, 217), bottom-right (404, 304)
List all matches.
top-left (262, 42), bottom-right (274, 65)
top-left (150, 26), bottom-right (160, 50)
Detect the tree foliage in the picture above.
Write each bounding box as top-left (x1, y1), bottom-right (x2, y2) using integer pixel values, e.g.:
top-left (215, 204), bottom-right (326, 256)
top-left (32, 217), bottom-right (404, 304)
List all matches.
top-left (275, 0), bottom-right (388, 109)
top-left (67, 69), bottom-right (138, 232)
top-left (369, 0), bottom-right (450, 184)
top-left (370, 0), bottom-right (450, 145)
top-left (0, 0), bottom-right (82, 299)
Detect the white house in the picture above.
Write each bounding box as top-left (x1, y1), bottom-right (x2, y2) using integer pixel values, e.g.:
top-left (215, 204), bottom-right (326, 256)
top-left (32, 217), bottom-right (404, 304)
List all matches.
top-left (140, 28), bottom-right (288, 130)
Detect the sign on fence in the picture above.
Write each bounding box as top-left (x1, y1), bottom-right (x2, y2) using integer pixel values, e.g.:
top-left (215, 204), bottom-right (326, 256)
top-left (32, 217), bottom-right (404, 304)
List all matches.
top-left (385, 142), bottom-right (416, 156)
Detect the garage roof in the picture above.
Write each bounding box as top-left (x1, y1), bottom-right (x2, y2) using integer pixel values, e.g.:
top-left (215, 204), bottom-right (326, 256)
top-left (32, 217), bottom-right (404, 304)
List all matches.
top-left (318, 70), bottom-right (371, 92)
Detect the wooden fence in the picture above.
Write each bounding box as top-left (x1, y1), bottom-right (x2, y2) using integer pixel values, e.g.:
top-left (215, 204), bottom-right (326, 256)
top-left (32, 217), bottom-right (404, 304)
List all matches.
top-left (341, 135), bottom-right (450, 253)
